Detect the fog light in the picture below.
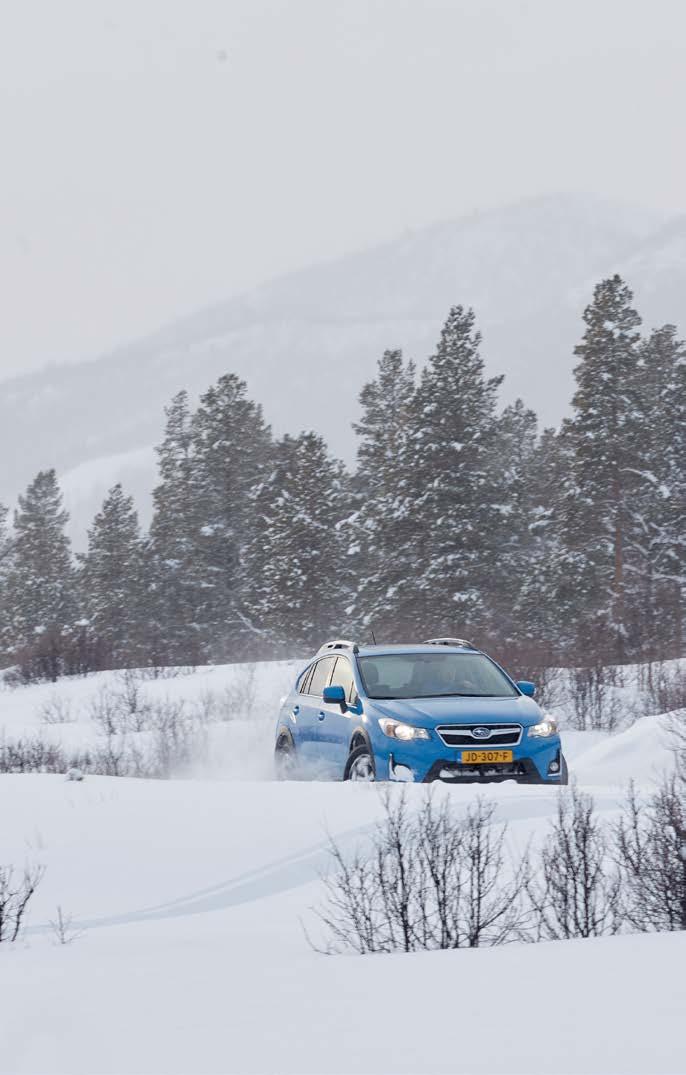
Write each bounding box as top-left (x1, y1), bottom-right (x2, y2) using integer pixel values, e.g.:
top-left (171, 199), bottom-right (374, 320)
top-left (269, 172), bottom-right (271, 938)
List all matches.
top-left (549, 760), bottom-right (560, 774)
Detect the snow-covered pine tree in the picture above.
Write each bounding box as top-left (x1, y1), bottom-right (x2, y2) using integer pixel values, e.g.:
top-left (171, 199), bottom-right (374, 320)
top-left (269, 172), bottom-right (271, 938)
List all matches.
top-left (149, 390), bottom-right (205, 665)
top-left (0, 502), bottom-right (12, 663)
top-left (487, 399), bottom-right (539, 645)
top-left (78, 483), bottom-right (146, 669)
top-left (353, 349), bottom-right (416, 495)
top-left (381, 306), bottom-right (506, 639)
top-left (351, 349), bottom-right (416, 639)
top-left (558, 275), bottom-right (644, 659)
top-left (242, 432), bottom-right (353, 651)
top-left (632, 325), bottom-right (686, 654)
top-left (512, 426), bottom-right (576, 655)
top-left (190, 374), bottom-right (273, 659)
top-left (5, 470), bottom-right (74, 680)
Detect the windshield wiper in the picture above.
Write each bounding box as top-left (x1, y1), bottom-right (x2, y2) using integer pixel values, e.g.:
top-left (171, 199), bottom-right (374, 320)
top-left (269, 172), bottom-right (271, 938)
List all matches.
top-left (371, 692), bottom-right (505, 700)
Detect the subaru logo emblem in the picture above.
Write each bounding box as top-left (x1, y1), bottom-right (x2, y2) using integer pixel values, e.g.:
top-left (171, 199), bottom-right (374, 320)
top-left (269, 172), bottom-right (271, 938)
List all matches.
top-left (472, 726), bottom-right (491, 739)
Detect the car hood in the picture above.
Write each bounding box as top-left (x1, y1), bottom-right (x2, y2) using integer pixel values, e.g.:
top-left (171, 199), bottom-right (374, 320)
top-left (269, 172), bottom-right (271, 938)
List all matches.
top-left (369, 694), bottom-right (542, 728)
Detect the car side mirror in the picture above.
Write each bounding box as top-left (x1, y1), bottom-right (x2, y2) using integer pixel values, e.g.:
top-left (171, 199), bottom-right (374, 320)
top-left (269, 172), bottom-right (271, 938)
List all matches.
top-left (516, 680), bottom-right (536, 697)
top-left (323, 684), bottom-right (347, 710)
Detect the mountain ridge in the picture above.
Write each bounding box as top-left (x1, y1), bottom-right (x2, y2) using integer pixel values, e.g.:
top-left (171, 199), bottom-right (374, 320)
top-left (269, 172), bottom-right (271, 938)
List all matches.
top-left (1, 192), bottom-right (684, 543)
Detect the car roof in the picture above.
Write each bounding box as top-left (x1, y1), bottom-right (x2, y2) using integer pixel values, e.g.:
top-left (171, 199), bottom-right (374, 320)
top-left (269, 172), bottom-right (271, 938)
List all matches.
top-left (355, 644), bottom-right (482, 657)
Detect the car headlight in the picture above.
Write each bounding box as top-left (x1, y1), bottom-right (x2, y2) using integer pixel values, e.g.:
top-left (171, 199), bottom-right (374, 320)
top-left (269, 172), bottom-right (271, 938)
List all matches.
top-left (378, 717), bottom-right (431, 741)
top-left (528, 717), bottom-right (558, 738)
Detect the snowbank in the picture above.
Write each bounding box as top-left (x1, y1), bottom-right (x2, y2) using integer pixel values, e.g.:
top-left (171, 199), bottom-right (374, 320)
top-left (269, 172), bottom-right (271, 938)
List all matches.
top-left (0, 660), bottom-right (682, 1073)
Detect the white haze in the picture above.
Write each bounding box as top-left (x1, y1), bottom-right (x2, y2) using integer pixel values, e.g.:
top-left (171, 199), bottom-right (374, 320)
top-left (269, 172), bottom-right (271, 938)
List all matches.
top-left (1, 0), bottom-right (686, 381)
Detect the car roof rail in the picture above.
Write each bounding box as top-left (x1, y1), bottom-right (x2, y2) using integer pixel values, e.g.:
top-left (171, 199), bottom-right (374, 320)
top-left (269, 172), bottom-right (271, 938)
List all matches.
top-left (317, 638), bottom-right (360, 655)
top-left (423, 637), bottom-right (476, 649)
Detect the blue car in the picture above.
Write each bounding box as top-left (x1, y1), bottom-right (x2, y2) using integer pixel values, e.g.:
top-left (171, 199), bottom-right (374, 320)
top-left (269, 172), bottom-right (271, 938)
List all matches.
top-left (274, 638), bottom-right (567, 784)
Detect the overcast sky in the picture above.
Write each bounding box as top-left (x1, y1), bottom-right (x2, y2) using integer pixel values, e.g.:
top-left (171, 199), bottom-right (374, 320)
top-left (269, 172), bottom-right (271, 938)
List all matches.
top-left (1, 0), bottom-right (686, 380)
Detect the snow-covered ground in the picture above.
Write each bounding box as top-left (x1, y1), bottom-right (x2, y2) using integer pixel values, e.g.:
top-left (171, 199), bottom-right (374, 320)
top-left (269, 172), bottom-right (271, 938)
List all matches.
top-left (0, 662), bottom-right (684, 1074)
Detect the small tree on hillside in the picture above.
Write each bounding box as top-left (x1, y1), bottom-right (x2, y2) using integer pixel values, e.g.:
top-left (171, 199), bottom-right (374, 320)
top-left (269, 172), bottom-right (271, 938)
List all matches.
top-left (5, 470), bottom-right (75, 680)
top-left (79, 483), bottom-right (147, 669)
top-left (149, 390), bottom-right (205, 665)
top-left (243, 432), bottom-right (353, 651)
top-left (0, 502), bottom-right (13, 664)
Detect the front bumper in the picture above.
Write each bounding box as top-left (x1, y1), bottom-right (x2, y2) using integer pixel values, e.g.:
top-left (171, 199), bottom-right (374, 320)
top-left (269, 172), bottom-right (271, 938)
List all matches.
top-left (378, 735), bottom-right (563, 784)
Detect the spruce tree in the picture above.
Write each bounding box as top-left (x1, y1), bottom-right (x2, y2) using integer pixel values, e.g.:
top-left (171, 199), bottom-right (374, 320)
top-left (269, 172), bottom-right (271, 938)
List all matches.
top-left (149, 391), bottom-right (204, 664)
top-left (488, 399), bottom-right (539, 645)
top-left (0, 503), bottom-right (12, 663)
top-left (5, 470), bottom-right (74, 679)
top-left (243, 432), bottom-right (353, 651)
top-left (352, 349), bottom-right (416, 639)
top-left (353, 349), bottom-right (416, 495)
top-left (79, 484), bottom-right (146, 669)
top-left (632, 325), bottom-right (686, 653)
top-left (190, 374), bottom-right (273, 658)
top-left (560, 275), bottom-right (643, 657)
top-left (379, 306), bottom-right (505, 638)
top-left (513, 427), bottom-right (576, 655)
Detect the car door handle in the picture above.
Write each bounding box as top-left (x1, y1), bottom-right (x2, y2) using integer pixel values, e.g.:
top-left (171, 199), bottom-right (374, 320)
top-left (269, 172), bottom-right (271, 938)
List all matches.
top-left (291, 705), bottom-right (300, 715)
top-left (318, 711), bottom-right (326, 721)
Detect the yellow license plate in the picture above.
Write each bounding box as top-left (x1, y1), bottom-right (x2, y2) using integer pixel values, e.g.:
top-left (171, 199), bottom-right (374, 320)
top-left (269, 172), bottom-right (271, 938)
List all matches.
top-left (461, 750), bottom-right (513, 764)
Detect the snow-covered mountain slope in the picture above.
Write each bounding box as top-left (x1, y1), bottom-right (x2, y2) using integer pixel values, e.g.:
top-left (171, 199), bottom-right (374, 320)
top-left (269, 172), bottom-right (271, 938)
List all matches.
top-left (1, 193), bottom-right (681, 542)
top-left (0, 658), bottom-right (682, 1074)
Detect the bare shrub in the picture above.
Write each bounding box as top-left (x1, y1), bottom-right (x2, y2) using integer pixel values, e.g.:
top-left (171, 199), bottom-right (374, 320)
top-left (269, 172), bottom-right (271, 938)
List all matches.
top-left (113, 669), bottom-right (153, 732)
top-left (136, 664), bottom-right (196, 681)
top-left (515, 662), bottom-right (566, 712)
top-left (642, 663), bottom-right (686, 716)
top-left (193, 689), bottom-right (222, 724)
top-left (0, 735), bottom-right (70, 774)
top-left (147, 698), bottom-right (209, 777)
top-left (670, 712), bottom-right (686, 782)
top-left (38, 694), bottom-right (74, 725)
top-left (313, 789), bottom-right (529, 954)
top-left (0, 864), bottom-right (45, 942)
top-left (615, 778), bottom-right (686, 932)
top-left (222, 663), bottom-right (258, 721)
top-left (564, 664), bottom-right (624, 731)
top-left (527, 784), bottom-right (621, 939)
top-left (88, 686), bottom-right (123, 736)
top-left (49, 905), bottom-right (83, 945)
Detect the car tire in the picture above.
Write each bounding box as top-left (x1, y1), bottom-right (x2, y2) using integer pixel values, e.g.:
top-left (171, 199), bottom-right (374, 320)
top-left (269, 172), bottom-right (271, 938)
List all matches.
top-left (559, 753), bottom-right (569, 785)
top-left (344, 743), bottom-right (376, 782)
top-left (274, 731), bottom-right (297, 780)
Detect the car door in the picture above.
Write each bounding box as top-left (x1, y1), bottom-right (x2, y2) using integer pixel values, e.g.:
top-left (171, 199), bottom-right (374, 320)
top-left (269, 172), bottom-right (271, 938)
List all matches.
top-left (297, 656), bottom-right (337, 774)
top-left (324, 656), bottom-right (358, 770)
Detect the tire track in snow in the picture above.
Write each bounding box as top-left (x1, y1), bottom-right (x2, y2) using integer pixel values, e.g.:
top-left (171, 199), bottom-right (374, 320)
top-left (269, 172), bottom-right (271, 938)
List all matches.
top-left (27, 783), bottom-right (620, 934)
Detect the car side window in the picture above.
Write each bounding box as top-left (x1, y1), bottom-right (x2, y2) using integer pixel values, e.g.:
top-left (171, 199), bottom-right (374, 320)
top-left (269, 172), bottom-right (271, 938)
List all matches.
top-left (308, 656), bottom-right (336, 697)
top-left (329, 656), bottom-right (356, 703)
top-left (298, 665), bottom-right (315, 694)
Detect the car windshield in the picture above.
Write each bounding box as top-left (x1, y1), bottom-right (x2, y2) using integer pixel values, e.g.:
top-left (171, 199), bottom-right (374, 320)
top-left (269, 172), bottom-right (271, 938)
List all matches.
top-left (357, 652), bottom-right (518, 700)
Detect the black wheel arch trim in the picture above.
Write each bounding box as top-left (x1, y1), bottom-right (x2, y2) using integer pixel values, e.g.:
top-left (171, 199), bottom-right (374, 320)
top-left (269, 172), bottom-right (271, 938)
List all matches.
top-left (348, 725), bottom-right (373, 756)
top-left (275, 726), bottom-right (295, 750)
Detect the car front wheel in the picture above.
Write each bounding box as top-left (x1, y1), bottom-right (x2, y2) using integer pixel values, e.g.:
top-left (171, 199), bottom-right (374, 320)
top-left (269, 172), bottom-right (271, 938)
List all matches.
top-left (344, 744), bottom-right (376, 782)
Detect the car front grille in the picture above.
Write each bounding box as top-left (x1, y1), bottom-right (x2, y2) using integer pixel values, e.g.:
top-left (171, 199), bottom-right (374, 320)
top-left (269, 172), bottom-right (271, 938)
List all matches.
top-left (436, 723), bottom-right (523, 747)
